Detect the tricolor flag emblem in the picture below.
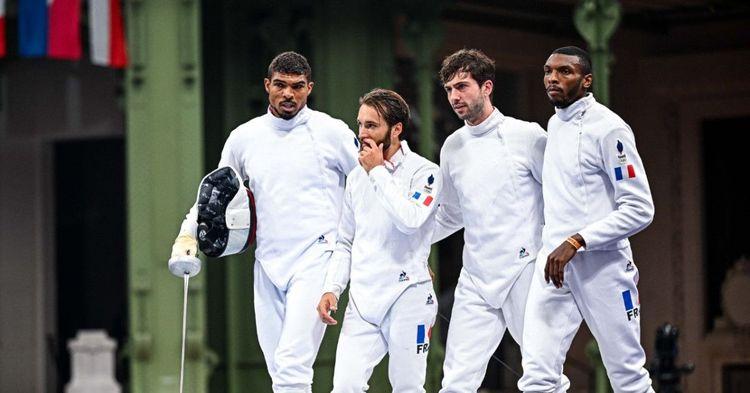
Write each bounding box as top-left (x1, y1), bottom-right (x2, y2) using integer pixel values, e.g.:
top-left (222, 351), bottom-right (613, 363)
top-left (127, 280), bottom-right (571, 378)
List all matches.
top-left (614, 165), bottom-right (636, 181)
top-left (416, 324), bottom-right (431, 353)
top-left (622, 289), bottom-right (641, 321)
top-left (411, 191), bottom-right (433, 207)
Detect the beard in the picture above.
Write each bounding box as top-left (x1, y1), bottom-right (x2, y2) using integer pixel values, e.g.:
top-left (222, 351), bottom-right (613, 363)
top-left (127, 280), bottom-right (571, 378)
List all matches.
top-left (549, 80), bottom-right (586, 108)
top-left (459, 96), bottom-right (486, 123)
top-left (359, 129), bottom-right (392, 153)
top-left (549, 91), bottom-right (577, 108)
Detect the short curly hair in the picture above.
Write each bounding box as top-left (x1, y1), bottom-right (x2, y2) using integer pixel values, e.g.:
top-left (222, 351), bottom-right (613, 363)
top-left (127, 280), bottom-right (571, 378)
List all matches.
top-left (551, 46), bottom-right (592, 75)
top-left (359, 88), bottom-right (410, 140)
top-left (439, 48), bottom-right (495, 88)
top-left (267, 51), bottom-right (312, 81)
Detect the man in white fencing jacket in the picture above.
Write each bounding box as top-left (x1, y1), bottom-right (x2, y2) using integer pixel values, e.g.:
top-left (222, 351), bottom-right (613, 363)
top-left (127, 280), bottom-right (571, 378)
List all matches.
top-left (519, 46), bottom-right (655, 393)
top-left (171, 52), bottom-right (358, 393)
top-left (317, 89), bottom-right (439, 393)
top-left (433, 49), bottom-right (569, 393)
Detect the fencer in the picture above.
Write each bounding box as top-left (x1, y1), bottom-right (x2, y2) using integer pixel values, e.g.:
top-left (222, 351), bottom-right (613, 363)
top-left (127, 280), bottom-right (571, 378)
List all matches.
top-left (518, 46), bottom-right (655, 393)
top-left (433, 49), bottom-right (568, 393)
top-left (317, 89), bottom-right (439, 393)
top-left (170, 52), bottom-right (358, 393)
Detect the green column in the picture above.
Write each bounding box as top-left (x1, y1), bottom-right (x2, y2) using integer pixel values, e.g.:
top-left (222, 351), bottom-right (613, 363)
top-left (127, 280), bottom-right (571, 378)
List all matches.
top-left (574, 1), bottom-right (621, 392)
top-left (312, 0), bottom-right (394, 128)
top-left (574, 0), bottom-right (621, 106)
top-left (125, 1), bottom-right (208, 392)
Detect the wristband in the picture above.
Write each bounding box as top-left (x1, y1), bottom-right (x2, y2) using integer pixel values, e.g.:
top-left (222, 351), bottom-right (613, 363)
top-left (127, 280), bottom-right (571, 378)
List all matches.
top-left (566, 237), bottom-right (582, 250)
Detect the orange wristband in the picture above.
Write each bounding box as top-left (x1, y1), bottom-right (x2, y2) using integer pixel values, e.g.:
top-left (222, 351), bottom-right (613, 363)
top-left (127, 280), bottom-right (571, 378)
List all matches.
top-left (566, 237), bottom-right (582, 250)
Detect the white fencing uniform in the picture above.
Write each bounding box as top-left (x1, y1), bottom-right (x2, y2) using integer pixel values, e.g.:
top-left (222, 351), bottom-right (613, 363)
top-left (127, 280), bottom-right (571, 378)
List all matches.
top-left (434, 108), bottom-right (563, 392)
top-left (178, 106), bottom-right (358, 392)
top-left (323, 141), bottom-right (439, 393)
top-left (519, 94), bottom-right (655, 393)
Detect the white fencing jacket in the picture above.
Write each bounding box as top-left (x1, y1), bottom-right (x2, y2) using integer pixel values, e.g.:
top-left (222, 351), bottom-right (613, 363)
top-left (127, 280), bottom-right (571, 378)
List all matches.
top-left (434, 108), bottom-right (547, 308)
top-left (323, 141), bottom-right (440, 325)
top-left (179, 106), bottom-right (359, 289)
top-left (541, 94), bottom-right (654, 252)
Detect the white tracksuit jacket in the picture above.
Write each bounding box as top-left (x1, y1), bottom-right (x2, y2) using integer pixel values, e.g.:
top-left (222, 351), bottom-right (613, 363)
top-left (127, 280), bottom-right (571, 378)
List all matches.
top-left (541, 93), bottom-right (654, 252)
top-left (323, 141), bottom-right (440, 325)
top-left (434, 108), bottom-right (547, 308)
top-left (179, 106), bottom-right (359, 289)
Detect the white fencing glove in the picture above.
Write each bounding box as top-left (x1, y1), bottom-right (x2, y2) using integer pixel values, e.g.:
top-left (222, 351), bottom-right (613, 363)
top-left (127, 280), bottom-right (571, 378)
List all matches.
top-left (169, 234), bottom-right (201, 277)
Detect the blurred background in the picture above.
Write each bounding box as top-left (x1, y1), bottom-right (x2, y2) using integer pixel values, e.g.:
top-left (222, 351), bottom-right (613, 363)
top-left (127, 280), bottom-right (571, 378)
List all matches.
top-left (1, 0), bottom-right (749, 392)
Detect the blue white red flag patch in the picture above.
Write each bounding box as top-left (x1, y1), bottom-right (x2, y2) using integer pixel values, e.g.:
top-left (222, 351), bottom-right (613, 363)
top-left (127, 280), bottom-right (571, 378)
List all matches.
top-left (412, 191), bottom-right (434, 206)
top-left (614, 165), bottom-right (636, 181)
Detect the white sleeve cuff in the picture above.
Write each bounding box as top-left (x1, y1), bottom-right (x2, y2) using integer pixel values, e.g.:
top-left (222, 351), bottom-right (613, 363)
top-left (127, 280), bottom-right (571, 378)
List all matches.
top-left (324, 285), bottom-right (343, 299)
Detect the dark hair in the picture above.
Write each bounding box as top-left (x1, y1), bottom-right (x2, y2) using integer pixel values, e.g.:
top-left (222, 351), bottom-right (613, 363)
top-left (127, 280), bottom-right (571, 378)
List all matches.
top-left (551, 46), bottom-right (592, 75)
top-left (267, 51), bottom-right (312, 81)
top-left (439, 49), bottom-right (495, 87)
top-left (359, 88), bottom-right (410, 140)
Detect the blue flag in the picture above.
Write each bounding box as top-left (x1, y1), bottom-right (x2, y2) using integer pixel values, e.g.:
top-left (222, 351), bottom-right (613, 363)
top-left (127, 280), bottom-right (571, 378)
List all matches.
top-left (19, 0), bottom-right (48, 57)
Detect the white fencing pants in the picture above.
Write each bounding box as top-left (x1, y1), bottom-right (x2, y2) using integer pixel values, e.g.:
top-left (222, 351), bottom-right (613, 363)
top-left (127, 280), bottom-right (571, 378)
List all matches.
top-left (519, 248), bottom-right (654, 393)
top-left (439, 261), bottom-right (537, 393)
top-left (331, 280), bottom-right (437, 393)
top-left (253, 251), bottom-right (330, 393)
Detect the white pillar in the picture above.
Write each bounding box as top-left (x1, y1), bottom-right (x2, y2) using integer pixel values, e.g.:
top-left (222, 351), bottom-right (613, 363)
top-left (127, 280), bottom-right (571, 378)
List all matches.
top-left (65, 330), bottom-right (121, 393)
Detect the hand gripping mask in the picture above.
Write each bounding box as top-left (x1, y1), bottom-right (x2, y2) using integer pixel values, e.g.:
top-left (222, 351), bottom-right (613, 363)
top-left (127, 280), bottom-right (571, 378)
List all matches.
top-left (196, 166), bottom-right (256, 257)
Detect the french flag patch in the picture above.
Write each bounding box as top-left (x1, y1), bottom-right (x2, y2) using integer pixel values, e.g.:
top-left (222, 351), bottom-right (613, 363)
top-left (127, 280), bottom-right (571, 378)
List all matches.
top-left (411, 192), bottom-right (434, 206)
top-left (614, 164), bottom-right (636, 181)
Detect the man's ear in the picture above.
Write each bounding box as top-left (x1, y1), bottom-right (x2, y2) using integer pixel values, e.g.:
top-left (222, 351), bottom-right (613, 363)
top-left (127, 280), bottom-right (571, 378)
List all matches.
top-left (582, 74), bottom-right (593, 90)
top-left (391, 123), bottom-right (403, 141)
top-left (482, 79), bottom-right (494, 97)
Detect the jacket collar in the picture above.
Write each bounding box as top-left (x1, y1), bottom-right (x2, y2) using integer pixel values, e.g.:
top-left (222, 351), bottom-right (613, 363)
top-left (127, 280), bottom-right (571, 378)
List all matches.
top-left (383, 140), bottom-right (410, 172)
top-left (266, 105), bottom-right (311, 131)
top-left (554, 93), bottom-right (595, 122)
top-left (465, 108), bottom-right (505, 136)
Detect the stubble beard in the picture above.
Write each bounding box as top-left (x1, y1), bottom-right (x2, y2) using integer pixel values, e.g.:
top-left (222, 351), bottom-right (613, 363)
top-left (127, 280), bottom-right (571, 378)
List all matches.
top-left (551, 79), bottom-right (586, 108)
top-left (462, 96), bottom-right (487, 124)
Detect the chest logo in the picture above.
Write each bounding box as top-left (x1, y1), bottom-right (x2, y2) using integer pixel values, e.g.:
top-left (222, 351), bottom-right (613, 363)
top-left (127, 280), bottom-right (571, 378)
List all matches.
top-left (399, 271), bottom-right (410, 282)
